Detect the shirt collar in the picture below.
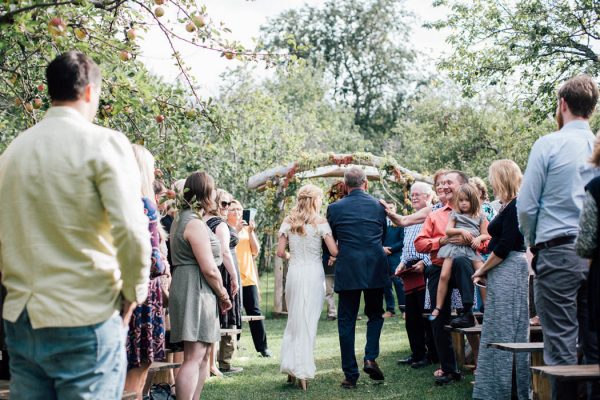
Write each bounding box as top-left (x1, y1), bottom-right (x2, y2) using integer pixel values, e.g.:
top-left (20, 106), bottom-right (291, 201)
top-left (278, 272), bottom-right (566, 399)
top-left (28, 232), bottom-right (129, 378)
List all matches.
top-left (44, 106), bottom-right (90, 124)
top-left (560, 120), bottom-right (591, 132)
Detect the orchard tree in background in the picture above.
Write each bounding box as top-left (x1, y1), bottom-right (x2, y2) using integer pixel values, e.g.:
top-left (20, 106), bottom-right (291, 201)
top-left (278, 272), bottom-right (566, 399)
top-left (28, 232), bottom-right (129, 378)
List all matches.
top-left (259, 0), bottom-right (418, 145)
top-left (390, 85), bottom-right (559, 179)
top-left (0, 0), bottom-right (281, 169)
top-left (431, 0), bottom-right (600, 117)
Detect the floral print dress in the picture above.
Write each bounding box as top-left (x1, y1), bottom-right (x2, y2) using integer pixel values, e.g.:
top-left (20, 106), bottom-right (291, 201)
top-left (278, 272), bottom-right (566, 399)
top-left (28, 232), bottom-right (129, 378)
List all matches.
top-left (126, 197), bottom-right (167, 369)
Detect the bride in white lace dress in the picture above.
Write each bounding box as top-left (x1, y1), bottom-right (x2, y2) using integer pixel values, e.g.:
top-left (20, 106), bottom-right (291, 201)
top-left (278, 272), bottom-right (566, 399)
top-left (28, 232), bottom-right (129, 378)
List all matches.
top-left (277, 184), bottom-right (338, 391)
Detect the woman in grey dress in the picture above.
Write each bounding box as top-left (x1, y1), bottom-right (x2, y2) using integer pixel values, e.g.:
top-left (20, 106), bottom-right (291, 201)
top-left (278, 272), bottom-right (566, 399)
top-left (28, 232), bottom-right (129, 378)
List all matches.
top-left (472, 160), bottom-right (529, 399)
top-left (169, 172), bottom-right (233, 400)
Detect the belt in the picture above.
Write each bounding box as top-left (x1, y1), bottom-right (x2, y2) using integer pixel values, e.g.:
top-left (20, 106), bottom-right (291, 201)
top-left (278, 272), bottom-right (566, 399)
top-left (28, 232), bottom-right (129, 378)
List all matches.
top-left (533, 235), bottom-right (576, 250)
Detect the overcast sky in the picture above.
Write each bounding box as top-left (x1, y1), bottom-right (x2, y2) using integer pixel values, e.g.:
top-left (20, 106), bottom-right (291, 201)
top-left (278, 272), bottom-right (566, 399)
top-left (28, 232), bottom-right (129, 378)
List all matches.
top-left (138, 0), bottom-right (450, 97)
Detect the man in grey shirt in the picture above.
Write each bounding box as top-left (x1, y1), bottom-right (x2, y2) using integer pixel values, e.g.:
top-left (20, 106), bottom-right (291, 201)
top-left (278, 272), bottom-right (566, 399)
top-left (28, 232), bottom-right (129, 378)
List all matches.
top-left (518, 75), bottom-right (599, 399)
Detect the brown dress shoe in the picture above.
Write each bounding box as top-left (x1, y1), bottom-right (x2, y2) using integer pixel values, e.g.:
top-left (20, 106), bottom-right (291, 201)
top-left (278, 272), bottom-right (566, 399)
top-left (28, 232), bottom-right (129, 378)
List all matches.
top-left (340, 379), bottom-right (357, 389)
top-left (363, 360), bottom-right (384, 381)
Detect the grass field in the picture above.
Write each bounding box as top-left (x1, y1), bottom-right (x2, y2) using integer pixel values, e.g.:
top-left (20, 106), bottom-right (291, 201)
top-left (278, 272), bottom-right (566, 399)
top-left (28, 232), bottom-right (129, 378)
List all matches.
top-left (201, 273), bottom-right (473, 400)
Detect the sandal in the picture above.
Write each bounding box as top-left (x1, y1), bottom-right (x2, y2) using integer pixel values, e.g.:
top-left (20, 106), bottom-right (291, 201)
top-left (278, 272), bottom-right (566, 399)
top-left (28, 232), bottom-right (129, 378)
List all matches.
top-left (433, 368), bottom-right (444, 377)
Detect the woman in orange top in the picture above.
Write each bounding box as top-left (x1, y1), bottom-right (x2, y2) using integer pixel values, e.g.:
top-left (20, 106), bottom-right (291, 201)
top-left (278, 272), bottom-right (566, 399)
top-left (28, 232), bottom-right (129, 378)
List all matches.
top-left (228, 200), bottom-right (271, 357)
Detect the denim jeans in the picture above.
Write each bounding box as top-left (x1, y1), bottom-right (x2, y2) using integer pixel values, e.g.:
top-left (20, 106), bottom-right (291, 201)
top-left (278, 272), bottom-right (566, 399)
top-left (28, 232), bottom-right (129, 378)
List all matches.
top-left (4, 310), bottom-right (127, 400)
top-left (384, 263), bottom-right (405, 312)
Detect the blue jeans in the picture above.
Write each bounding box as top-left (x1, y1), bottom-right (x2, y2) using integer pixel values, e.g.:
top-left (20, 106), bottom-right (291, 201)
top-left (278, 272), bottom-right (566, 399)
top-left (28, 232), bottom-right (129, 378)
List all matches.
top-left (4, 310), bottom-right (127, 400)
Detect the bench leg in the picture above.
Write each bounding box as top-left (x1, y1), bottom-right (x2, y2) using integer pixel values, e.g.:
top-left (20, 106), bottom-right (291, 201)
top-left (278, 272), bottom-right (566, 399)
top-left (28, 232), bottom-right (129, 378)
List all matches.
top-left (142, 370), bottom-right (156, 396)
top-left (451, 331), bottom-right (465, 369)
top-left (531, 353), bottom-right (551, 400)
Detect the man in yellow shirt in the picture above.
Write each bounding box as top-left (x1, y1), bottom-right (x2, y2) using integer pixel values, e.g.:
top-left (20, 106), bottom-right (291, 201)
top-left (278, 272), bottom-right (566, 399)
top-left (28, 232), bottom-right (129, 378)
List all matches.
top-left (0, 52), bottom-right (151, 398)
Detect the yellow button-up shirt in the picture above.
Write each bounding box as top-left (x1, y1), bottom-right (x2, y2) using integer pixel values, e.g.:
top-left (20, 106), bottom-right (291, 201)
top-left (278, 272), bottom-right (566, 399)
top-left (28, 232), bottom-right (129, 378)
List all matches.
top-left (0, 107), bottom-right (151, 328)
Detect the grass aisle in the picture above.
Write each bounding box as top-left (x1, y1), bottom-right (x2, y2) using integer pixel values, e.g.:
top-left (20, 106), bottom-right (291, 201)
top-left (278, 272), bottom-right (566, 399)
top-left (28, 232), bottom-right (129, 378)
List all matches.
top-left (202, 274), bottom-right (473, 400)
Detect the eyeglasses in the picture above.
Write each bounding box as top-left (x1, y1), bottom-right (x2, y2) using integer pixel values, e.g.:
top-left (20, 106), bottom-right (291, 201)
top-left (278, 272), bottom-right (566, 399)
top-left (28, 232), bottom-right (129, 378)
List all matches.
top-left (220, 201), bottom-right (232, 208)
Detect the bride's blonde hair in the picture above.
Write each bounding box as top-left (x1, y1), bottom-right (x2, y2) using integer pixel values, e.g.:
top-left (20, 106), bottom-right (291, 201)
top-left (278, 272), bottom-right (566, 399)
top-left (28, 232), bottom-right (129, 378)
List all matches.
top-left (287, 184), bottom-right (323, 236)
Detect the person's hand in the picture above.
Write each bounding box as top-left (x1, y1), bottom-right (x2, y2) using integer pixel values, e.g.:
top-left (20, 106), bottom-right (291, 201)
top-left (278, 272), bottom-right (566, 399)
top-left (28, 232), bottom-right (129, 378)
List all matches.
top-left (384, 246), bottom-right (392, 256)
top-left (285, 251), bottom-right (291, 260)
top-left (219, 297), bottom-right (233, 313)
top-left (472, 269), bottom-right (487, 286)
top-left (230, 277), bottom-right (239, 297)
top-left (328, 256), bottom-right (336, 266)
top-left (394, 263), bottom-right (405, 276)
top-left (460, 230), bottom-right (474, 243)
top-left (120, 298), bottom-right (137, 327)
top-left (248, 219), bottom-right (256, 232)
top-left (473, 275), bottom-right (487, 287)
top-left (379, 199), bottom-right (393, 214)
top-left (413, 260), bottom-right (425, 274)
top-left (447, 235), bottom-right (467, 245)
top-left (471, 236), bottom-right (483, 250)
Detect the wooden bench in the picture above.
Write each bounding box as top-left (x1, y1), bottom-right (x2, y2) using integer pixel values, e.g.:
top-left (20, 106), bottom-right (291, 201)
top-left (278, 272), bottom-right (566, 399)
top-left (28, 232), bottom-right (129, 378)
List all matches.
top-left (532, 365), bottom-right (600, 400)
top-left (221, 328), bottom-right (242, 337)
top-left (0, 380), bottom-right (8, 400)
top-left (142, 362), bottom-right (181, 395)
top-left (489, 342), bottom-right (547, 399)
top-left (445, 325), bottom-right (542, 369)
top-left (242, 315), bottom-right (265, 322)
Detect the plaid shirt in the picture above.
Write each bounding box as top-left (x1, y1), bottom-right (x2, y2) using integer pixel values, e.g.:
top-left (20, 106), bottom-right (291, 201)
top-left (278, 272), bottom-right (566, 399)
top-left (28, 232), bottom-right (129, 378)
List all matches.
top-left (400, 222), bottom-right (431, 267)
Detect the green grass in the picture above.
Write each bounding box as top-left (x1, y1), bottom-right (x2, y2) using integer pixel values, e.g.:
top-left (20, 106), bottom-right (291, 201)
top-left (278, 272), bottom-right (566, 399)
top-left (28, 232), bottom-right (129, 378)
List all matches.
top-left (202, 273), bottom-right (473, 400)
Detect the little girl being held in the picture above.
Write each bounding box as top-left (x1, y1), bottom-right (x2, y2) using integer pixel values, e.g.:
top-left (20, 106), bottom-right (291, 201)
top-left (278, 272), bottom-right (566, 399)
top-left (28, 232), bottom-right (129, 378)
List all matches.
top-left (430, 183), bottom-right (490, 320)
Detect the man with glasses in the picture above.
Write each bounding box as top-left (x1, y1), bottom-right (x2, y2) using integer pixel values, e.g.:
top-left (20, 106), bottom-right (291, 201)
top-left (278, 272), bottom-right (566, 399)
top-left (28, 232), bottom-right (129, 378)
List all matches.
top-left (395, 182), bottom-right (437, 369)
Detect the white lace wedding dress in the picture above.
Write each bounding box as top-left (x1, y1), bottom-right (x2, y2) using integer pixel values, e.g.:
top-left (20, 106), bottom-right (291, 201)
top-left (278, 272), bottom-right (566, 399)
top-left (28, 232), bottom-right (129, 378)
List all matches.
top-left (278, 221), bottom-right (332, 380)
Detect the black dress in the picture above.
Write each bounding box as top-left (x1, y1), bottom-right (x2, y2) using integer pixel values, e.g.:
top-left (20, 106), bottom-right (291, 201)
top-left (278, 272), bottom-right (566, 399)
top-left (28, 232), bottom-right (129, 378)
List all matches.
top-left (206, 217), bottom-right (242, 328)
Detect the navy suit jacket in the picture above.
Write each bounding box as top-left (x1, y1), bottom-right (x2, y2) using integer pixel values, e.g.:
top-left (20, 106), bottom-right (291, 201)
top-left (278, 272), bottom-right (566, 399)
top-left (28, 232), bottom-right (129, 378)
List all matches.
top-left (383, 224), bottom-right (404, 270)
top-left (327, 189), bottom-right (389, 292)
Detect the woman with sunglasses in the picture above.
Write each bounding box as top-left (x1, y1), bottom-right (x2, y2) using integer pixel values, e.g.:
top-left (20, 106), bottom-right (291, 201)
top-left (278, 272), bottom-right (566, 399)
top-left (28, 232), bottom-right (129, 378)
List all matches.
top-left (202, 189), bottom-right (241, 377)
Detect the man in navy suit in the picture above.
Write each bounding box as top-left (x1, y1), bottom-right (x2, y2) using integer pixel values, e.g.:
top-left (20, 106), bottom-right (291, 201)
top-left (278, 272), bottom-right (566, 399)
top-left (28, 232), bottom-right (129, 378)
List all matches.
top-left (327, 167), bottom-right (389, 388)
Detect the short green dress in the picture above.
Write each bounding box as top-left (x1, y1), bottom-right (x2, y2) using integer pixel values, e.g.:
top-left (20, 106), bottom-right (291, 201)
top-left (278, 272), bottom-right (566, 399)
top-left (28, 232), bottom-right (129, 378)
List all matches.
top-left (169, 208), bottom-right (223, 344)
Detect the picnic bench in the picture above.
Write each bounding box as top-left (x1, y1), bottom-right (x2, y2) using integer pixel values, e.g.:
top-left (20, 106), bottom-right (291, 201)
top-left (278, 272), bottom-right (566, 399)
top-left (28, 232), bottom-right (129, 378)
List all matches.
top-left (221, 328), bottom-right (242, 337)
top-left (141, 361), bottom-right (181, 395)
top-left (446, 325), bottom-right (543, 369)
top-left (242, 315), bottom-right (265, 322)
top-left (531, 365), bottom-right (600, 400)
top-left (488, 342), bottom-right (547, 399)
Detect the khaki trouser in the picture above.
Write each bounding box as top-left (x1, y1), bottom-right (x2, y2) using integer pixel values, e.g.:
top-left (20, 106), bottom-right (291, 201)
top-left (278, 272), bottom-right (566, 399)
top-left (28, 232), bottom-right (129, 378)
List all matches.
top-left (325, 275), bottom-right (337, 317)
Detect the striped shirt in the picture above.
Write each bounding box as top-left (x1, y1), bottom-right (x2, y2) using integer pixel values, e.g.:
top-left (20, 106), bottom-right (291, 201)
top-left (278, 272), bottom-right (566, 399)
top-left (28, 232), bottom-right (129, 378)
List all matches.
top-left (400, 222), bottom-right (431, 267)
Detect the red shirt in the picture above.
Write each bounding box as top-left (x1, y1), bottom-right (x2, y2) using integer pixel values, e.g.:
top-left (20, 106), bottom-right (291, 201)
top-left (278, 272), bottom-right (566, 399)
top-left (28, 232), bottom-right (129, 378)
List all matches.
top-left (414, 204), bottom-right (452, 266)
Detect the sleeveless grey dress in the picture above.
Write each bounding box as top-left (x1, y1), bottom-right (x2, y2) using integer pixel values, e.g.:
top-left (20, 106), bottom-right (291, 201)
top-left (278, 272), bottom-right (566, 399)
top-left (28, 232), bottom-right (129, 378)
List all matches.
top-left (169, 209), bottom-right (223, 344)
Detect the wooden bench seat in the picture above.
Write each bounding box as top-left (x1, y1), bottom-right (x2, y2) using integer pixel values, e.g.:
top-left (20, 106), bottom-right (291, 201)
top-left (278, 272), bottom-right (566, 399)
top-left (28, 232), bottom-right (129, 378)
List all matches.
top-left (532, 364), bottom-right (600, 400)
top-left (444, 326), bottom-right (543, 369)
top-left (221, 328), bottom-right (242, 337)
top-left (142, 362), bottom-right (181, 395)
top-left (242, 315), bottom-right (265, 322)
top-left (489, 342), bottom-right (548, 399)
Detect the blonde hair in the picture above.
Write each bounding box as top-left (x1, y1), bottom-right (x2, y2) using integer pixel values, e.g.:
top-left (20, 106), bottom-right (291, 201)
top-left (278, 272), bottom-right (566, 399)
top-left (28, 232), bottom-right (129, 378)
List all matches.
top-left (287, 184), bottom-right (323, 236)
top-left (132, 144), bottom-right (155, 201)
top-left (488, 159), bottom-right (522, 204)
top-left (207, 189), bottom-right (232, 217)
top-left (469, 177), bottom-right (489, 202)
top-left (454, 183), bottom-right (481, 217)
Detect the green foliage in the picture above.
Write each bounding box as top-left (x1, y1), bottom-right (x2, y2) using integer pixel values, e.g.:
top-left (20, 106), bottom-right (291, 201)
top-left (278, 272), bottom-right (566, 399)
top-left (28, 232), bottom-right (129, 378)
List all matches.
top-left (0, 0), bottom-right (253, 164)
top-left (432, 0), bottom-right (600, 118)
top-left (191, 65), bottom-right (368, 245)
top-left (259, 0), bottom-right (417, 144)
top-left (391, 87), bottom-right (555, 179)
